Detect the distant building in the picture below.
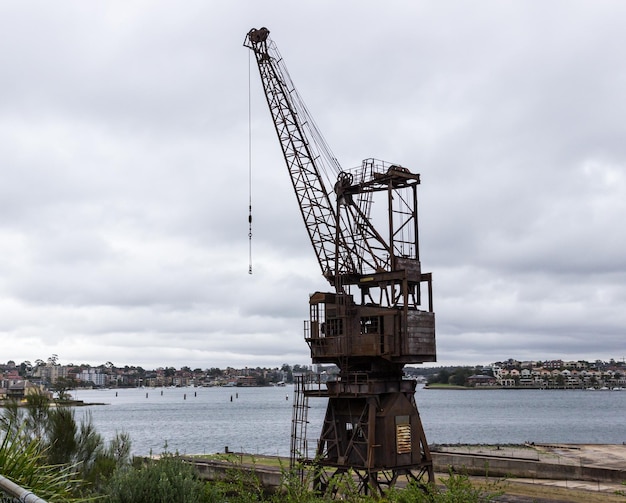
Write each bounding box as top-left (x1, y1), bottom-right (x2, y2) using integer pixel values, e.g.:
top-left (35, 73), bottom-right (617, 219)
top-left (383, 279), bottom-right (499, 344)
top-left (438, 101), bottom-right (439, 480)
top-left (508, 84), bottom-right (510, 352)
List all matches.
top-left (236, 376), bottom-right (257, 387)
top-left (78, 369), bottom-right (106, 387)
top-left (466, 375), bottom-right (496, 387)
top-left (1, 379), bottom-right (49, 400)
top-left (33, 364), bottom-right (68, 384)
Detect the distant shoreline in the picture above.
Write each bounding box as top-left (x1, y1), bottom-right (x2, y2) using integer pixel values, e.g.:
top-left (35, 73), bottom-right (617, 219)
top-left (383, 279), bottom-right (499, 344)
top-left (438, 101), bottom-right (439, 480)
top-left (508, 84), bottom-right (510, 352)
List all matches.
top-left (423, 384), bottom-right (623, 391)
top-left (0, 399), bottom-right (108, 408)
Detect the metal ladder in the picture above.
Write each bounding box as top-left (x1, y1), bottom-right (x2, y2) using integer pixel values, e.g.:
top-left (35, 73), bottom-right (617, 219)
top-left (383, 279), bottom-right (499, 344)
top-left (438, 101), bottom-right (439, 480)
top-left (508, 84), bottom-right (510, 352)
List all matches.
top-left (290, 375), bottom-right (310, 470)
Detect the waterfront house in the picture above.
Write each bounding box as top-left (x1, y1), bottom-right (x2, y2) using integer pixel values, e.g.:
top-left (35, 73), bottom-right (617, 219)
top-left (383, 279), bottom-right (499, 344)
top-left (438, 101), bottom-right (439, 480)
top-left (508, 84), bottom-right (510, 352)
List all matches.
top-left (467, 375), bottom-right (497, 387)
top-left (519, 368), bottom-right (532, 383)
top-left (3, 380), bottom-right (49, 400)
top-left (236, 376), bottom-right (257, 387)
top-left (498, 377), bottom-right (516, 387)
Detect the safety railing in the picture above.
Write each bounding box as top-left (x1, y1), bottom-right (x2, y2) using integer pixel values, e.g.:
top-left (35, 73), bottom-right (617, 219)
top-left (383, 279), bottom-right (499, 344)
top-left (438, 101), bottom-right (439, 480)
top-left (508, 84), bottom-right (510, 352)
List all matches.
top-left (0, 475), bottom-right (48, 503)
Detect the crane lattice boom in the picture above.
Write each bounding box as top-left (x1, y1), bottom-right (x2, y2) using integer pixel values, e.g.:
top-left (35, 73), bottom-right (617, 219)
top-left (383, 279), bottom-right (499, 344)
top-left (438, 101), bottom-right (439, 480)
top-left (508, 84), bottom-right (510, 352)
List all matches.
top-left (245, 28), bottom-right (426, 301)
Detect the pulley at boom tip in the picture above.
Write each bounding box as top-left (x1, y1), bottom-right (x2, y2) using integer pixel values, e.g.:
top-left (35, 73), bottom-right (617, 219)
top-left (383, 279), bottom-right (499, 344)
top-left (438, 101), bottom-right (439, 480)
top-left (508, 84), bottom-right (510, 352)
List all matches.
top-left (245, 27), bottom-right (270, 46)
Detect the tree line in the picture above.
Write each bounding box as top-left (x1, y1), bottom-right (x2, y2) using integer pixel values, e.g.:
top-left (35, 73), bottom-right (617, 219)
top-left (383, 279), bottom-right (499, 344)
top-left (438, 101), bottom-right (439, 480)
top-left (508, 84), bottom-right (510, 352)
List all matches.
top-left (425, 366), bottom-right (479, 386)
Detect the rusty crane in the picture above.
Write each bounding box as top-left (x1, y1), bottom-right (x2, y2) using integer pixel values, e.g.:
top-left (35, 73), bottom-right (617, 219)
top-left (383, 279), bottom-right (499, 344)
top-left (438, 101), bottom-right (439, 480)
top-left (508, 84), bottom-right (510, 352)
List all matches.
top-left (244, 27), bottom-right (436, 495)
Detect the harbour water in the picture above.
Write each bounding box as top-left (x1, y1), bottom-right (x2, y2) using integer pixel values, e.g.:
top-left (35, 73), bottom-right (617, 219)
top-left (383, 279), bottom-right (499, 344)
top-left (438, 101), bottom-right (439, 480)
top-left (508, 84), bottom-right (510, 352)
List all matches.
top-left (73, 386), bottom-right (626, 457)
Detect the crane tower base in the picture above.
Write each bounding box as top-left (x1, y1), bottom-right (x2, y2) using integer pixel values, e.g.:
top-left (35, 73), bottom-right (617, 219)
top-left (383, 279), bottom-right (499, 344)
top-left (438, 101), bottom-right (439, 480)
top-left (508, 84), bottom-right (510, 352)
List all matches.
top-left (293, 375), bottom-right (433, 496)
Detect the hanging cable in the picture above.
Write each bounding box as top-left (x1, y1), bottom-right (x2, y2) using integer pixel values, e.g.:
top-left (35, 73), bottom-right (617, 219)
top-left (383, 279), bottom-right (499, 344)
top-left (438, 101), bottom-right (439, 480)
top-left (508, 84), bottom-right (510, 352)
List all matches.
top-left (248, 50), bottom-right (253, 274)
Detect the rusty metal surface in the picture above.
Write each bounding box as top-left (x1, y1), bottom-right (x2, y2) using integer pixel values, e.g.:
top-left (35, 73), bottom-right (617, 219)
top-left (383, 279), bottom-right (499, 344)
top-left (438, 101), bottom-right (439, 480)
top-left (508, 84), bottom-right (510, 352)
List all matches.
top-left (245, 27), bottom-right (437, 494)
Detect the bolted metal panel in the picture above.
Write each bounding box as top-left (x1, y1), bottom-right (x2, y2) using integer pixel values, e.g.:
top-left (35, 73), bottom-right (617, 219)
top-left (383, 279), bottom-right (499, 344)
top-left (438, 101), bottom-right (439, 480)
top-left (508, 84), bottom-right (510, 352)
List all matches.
top-left (405, 310), bottom-right (436, 362)
top-left (395, 415), bottom-right (412, 455)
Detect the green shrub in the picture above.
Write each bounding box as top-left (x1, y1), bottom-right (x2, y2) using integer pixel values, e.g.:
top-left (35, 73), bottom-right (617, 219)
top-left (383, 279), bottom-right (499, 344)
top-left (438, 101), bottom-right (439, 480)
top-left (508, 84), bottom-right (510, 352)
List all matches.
top-left (0, 427), bottom-right (79, 502)
top-left (386, 470), bottom-right (504, 503)
top-left (1, 392), bottom-right (133, 498)
top-left (103, 454), bottom-right (221, 503)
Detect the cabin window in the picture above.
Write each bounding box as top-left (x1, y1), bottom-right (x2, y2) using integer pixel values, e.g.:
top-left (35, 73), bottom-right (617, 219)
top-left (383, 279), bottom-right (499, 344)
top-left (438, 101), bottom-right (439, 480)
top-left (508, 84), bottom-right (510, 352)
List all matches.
top-left (360, 316), bottom-right (382, 334)
top-left (326, 318), bottom-right (343, 336)
top-left (311, 303), bottom-right (325, 338)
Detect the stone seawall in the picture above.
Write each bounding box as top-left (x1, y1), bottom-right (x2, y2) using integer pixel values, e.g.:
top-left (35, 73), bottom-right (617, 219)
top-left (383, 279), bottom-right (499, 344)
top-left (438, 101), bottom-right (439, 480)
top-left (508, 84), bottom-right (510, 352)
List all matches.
top-left (185, 457), bottom-right (283, 490)
top-left (431, 450), bottom-right (626, 483)
top-left (183, 444), bottom-right (626, 490)
top-left (431, 444), bottom-right (626, 484)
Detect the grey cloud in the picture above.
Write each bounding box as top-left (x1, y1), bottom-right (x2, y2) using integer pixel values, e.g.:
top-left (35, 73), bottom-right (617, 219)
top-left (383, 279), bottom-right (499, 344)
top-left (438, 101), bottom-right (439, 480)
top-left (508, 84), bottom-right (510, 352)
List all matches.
top-left (1, 1), bottom-right (625, 369)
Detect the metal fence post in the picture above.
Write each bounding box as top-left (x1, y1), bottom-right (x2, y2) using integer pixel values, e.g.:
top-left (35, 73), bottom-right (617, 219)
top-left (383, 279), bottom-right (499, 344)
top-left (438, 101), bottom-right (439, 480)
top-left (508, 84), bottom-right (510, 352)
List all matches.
top-left (0, 475), bottom-right (49, 503)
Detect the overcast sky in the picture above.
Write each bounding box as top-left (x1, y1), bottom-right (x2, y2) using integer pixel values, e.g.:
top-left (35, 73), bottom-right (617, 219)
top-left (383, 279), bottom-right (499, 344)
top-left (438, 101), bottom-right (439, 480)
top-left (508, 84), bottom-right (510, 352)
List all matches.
top-left (1, 1), bottom-right (625, 370)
